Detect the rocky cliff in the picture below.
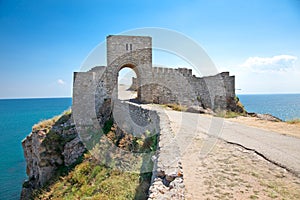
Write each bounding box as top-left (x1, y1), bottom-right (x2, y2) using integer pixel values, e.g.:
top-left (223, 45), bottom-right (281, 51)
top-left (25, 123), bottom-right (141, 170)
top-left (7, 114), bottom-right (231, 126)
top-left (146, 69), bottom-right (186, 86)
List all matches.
top-left (20, 110), bottom-right (85, 199)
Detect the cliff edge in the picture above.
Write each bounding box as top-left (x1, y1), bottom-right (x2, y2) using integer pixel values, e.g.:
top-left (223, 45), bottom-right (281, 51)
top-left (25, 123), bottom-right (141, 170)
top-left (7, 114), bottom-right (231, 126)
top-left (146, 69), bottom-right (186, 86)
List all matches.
top-left (21, 110), bottom-right (85, 199)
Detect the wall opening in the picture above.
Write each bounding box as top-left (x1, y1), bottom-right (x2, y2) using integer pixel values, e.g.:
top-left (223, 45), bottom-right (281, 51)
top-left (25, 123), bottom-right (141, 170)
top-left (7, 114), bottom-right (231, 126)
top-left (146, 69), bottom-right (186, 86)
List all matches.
top-left (118, 66), bottom-right (138, 101)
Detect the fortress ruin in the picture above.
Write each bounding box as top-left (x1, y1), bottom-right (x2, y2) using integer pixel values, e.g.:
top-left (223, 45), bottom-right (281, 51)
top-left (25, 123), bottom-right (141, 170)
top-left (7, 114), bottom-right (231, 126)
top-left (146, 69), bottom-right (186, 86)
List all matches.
top-left (73, 35), bottom-right (238, 120)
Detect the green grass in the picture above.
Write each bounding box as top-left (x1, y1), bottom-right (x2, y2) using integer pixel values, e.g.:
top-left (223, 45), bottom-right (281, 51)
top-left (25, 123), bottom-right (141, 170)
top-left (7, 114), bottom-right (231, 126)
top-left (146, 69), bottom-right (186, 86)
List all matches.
top-left (33, 154), bottom-right (145, 200)
top-left (33, 117), bottom-right (156, 199)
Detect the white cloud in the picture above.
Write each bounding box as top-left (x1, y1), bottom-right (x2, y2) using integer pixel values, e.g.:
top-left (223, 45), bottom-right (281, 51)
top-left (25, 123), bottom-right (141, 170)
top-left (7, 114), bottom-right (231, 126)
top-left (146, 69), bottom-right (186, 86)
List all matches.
top-left (57, 79), bottom-right (66, 85)
top-left (240, 55), bottom-right (297, 72)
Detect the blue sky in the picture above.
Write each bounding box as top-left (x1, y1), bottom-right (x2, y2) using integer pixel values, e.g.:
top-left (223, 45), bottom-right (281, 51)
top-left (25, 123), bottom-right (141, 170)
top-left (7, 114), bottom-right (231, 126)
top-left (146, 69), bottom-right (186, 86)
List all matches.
top-left (0, 0), bottom-right (300, 98)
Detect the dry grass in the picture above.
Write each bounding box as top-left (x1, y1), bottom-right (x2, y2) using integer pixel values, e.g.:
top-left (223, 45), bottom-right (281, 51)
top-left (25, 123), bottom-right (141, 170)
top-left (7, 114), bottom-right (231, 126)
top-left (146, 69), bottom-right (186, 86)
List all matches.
top-left (287, 118), bottom-right (300, 125)
top-left (216, 111), bottom-right (246, 118)
top-left (32, 116), bottom-right (59, 131)
top-left (33, 154), bottom-right (144, 200)
top-left (227, 116), bottom-right (300, 138)
top-left (32, 109), bottom-right (71, 131)
top-left (166, 103), bottom-right (187, 111)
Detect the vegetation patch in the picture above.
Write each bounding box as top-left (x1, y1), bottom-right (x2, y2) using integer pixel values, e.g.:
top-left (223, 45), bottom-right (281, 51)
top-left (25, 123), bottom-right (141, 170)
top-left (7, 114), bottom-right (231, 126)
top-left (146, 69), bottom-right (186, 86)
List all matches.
top-left (165, 103), bottom-right (187, 112)
top-left (32, 153), bottom-right (144, 200)
top-left (33, 117), bottom-right (157, 199)
top-left (216, 110), bottom-right (247, 118)
top-left (40, 109), bottom-right (75, 151)
top-left (286, 118), bottom-right (300, 125)
top-left (33, 109), bottom-right (72, 131)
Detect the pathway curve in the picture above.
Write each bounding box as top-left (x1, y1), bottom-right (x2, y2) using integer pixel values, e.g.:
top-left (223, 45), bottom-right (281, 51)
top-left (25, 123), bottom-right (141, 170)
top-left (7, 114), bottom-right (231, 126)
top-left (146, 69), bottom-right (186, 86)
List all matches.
top-left (163, 109), bottom-right (300, 199)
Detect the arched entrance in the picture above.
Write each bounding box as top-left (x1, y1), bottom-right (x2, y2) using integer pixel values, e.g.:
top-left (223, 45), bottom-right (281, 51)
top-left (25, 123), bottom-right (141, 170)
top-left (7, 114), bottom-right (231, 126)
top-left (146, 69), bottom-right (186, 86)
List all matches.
top-left (117, 64), bottom-right (138, 101)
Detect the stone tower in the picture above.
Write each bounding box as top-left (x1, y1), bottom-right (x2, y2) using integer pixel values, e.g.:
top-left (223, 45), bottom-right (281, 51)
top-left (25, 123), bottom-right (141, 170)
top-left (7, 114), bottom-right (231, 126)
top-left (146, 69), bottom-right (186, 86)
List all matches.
top-left (105, 35), bottom-right (152, 102)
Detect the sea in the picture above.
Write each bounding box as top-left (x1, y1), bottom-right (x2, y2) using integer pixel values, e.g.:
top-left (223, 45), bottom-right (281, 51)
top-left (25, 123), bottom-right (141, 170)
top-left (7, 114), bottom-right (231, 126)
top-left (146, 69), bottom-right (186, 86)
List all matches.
top-left (0, 94), bottom-right (299, 199)
top-left (237, 94), bottom-right (300, 121)
top-left (0, 98), bottom-right (72, 200)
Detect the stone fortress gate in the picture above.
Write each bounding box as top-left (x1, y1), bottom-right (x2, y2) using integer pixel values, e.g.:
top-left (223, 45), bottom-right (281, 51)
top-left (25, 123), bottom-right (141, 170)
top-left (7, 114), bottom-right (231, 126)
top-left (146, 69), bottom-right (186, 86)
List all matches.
top-left (73, 35), bottom-right (238, 122)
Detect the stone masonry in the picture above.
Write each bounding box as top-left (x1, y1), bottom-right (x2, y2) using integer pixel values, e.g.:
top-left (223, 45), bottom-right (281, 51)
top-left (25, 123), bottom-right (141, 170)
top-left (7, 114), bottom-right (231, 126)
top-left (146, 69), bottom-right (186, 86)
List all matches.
top-left (73, 35), bottom-right (237, 124)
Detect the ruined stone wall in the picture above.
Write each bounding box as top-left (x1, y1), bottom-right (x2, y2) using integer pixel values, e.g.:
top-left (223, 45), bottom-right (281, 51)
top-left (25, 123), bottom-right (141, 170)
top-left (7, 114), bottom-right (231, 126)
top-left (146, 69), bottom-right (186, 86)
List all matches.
top-left (128, 77), bottom-right (138, 91)
top-left (113, 101), bottom-right (160, 137)
top-left (141, 67), bottom-right (197, 105)
top-left (72, 35), bottom-right (237, 130)
top-left (141, 66), bottom-right (235, 110)
top-left (190, 72), bottom-right (235, 110)
top-left (73, 67), bottom-right (235, 115)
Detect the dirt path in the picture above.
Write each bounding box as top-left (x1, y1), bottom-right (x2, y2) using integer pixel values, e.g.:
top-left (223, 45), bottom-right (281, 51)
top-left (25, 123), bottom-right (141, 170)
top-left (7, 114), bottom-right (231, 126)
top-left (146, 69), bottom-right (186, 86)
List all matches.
top-left (182, 139), bottom-right (300, 200)
top-left (227, 116), bottom-right (300, 138)
top-left (163, 109), bottom-right (300, 199)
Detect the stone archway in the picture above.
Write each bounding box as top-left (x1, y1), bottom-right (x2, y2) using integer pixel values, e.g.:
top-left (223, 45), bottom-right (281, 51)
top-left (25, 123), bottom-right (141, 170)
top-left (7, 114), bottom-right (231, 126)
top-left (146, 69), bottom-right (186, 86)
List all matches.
top-left (116, 64), bottom-right (139, 101)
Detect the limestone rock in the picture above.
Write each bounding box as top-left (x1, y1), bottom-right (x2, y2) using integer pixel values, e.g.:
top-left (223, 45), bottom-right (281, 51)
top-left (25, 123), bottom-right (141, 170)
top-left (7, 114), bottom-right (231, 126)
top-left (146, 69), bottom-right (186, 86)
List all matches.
top-left (20, 113), bottom-right (85, 199)
top-left (63, 136), bottom-right (85, 166)
top-left (186, 106), bottom-right (215, 115)
top-left (248, 113), bottom-right (282, 122)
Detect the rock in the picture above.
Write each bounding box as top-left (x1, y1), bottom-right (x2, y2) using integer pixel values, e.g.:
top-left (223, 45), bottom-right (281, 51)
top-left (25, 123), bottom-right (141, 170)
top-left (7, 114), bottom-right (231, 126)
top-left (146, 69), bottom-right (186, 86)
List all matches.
top-left (166, 172), bottom-right (177, 182)
top-left (250, 113), bottom-right (282, 122)
top-left (186, 106), bottom-right (205, 113)
top-left (20, 113), bottom-right (85, 199)
top-left (186, 106), bottom-right (215, 115)
top-left (62, 137), bottom-right (85, 166)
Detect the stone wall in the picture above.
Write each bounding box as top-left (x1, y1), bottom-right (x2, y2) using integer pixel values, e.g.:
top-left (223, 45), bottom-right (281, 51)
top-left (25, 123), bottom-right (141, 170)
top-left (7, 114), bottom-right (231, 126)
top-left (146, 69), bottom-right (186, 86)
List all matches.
top-left (72, 35), bottom-right (238, 172)
top-left (73, 35), bottom-right (237, 119)
top-left (146, 106), bottom-right (185, 199)
top-left (128, 77), bottom-right (138, 91)
top-left (113, 100), bottom-right (160, 137)
top-left (106, 35), bottom-right (152, 66)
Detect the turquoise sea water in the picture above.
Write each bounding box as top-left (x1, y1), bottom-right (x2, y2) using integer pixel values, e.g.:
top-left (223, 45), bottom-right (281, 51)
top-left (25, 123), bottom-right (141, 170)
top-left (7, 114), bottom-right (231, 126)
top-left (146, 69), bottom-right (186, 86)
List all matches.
top-left (238, 94), bottom-right (300, 121)
top-left (0, 95), bottom-right (299, 199)
top-left (0, 98), bottom-right (72, 200)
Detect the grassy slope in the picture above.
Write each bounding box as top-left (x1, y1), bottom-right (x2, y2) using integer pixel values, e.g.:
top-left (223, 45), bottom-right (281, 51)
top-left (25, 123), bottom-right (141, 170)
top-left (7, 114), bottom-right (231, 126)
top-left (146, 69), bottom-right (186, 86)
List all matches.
top-left (34, 154), bottom-right (142, 200)
top-left (31, 115), bottom-right (156, 200)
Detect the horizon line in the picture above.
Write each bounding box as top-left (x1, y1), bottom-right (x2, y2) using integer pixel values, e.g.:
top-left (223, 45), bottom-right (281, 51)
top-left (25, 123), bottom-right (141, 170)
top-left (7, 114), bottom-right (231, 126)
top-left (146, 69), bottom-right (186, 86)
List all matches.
top-left (1, 93), bottom-right (300, 100)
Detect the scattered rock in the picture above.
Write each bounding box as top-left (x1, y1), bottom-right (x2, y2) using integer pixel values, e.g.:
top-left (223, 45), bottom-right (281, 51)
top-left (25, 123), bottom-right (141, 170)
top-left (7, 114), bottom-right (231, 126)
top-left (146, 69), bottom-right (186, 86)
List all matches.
top-left (249, 113), bottom-right (283, 122)
top-left (186, 106), bottom-right (215, 115)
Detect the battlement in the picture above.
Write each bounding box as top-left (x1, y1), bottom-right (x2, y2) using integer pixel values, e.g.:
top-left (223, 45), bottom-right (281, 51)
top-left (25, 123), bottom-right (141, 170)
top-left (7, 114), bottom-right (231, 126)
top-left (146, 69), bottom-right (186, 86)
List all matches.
top-left (74, 35), bottom-right (237, 112)
top-left (152, 67), bottom-right (193, 77)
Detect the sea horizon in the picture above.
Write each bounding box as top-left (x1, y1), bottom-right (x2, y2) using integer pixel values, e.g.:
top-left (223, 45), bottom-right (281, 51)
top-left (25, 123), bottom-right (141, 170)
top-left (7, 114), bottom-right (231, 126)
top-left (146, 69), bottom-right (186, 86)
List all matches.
top-left (1, 92), bottom-right (300, 100)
